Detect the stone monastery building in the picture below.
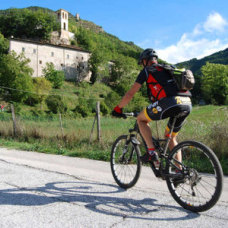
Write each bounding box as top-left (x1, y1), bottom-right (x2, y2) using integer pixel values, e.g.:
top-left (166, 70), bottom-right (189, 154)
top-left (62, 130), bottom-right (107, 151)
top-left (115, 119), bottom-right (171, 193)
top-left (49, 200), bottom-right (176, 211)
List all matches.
top-left (9, 9), bottom-right (91, 81)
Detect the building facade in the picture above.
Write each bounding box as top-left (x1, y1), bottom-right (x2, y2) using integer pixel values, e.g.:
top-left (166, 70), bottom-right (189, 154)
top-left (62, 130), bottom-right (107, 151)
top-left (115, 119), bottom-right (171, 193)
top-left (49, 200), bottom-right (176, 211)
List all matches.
top-left (8, 9), bottom-right (91, 81)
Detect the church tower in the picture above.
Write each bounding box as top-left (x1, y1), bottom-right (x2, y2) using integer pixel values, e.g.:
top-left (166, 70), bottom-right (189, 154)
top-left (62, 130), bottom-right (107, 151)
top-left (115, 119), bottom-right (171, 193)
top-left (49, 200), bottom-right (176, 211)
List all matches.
top-left (57, 9), bottom-right (69, 31)
top-left (56, 9), bottom-right (70, 44)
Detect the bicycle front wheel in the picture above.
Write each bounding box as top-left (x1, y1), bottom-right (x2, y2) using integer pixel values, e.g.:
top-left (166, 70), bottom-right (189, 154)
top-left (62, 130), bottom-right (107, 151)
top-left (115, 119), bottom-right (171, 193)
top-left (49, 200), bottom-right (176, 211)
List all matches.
top-left (166, 140), bottom-right (223, 212)
top-left (110, 135), bottom-right (141, 189)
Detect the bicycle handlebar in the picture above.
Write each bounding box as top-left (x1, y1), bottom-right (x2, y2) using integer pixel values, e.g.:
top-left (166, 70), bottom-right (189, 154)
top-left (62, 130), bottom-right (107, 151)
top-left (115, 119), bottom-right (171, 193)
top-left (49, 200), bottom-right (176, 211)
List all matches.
top-left (123, 112), bottom-right (139, 118)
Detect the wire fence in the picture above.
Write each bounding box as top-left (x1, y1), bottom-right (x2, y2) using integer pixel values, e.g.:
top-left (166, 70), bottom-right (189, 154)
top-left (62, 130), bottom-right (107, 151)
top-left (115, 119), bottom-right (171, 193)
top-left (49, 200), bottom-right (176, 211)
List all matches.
top-left (0, 101), bottom-right (137, 148)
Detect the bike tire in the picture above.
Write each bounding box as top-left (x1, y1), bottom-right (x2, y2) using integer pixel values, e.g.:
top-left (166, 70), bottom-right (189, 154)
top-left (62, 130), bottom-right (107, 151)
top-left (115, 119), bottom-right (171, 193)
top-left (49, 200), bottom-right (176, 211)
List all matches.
top-left (110, 135), bottom-right (142, 189)
top-left (166, 140), bottom-right (223, 212)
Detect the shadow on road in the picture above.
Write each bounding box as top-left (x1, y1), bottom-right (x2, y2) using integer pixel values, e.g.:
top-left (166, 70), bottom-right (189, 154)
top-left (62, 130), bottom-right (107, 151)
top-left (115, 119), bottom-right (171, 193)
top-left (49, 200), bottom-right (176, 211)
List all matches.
top-left (0, 180), bottom-right (200, 221)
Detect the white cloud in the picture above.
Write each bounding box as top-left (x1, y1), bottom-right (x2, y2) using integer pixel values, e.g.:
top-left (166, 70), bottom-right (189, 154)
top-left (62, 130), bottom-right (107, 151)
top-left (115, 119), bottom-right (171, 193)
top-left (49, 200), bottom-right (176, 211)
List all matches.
top-left (157, 35), bottom-right (228, 63)
top-left (156, 12), bottom-right (228, 64)
top-left (192, 24), bottom-right (202, 36)
top-left (204, 12), bottom-right (227, 33)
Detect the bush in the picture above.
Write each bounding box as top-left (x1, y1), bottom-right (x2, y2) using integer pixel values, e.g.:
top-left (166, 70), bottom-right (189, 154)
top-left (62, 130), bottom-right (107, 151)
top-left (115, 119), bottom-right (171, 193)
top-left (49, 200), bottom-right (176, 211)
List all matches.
top-left (100, 101), bottom-right (110, 115)
top-left (207, 123), bottom-right (228, 159)
top-left (73, 98), bottom-right (91, 117)
top-left (104, 91), bottom-right (121, 111)
top-left (45, 95), bottom-right (67, 114)
top-left (43, 63), bottom-right (65, 89)
top-left (26, 77), bottom-right (52, 106)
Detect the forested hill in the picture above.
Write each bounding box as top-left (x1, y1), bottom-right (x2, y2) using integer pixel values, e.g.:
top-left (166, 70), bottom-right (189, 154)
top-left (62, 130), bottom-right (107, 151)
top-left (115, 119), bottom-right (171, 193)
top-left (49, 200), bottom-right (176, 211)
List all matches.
top-left (0, 6), bottom-right (143, 60)
top-left (176, 48), bottom-right (228, 75)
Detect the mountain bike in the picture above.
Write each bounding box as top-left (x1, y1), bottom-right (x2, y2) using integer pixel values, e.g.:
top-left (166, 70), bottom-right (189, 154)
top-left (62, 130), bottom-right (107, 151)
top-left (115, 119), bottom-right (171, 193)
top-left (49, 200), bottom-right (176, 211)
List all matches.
top-left (110, 112), bottom-right (223, 212)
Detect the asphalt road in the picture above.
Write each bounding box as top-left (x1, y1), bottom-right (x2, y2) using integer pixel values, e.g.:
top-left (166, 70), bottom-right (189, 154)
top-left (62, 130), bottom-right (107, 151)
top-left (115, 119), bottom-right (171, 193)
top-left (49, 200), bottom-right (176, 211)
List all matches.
top-left (0, 147), bottom-right (227, 228)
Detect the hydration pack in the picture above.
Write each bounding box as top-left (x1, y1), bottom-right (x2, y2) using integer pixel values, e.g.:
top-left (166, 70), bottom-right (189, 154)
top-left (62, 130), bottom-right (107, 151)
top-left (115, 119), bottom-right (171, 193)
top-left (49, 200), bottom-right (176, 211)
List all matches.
top-left (158, 64), bottom-right (195, 91)
top-left (171, 68), bottom-right (195, 90)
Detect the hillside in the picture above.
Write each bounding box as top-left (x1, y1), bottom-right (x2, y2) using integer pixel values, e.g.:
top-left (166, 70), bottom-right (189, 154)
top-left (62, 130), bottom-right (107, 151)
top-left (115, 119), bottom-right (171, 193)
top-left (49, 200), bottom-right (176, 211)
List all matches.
top-left (0, 6), bottom-right (145, 75)
top-left (176, 48), bottom-right (228, 74)
top-left (1, 6), bottom-right (228, 72)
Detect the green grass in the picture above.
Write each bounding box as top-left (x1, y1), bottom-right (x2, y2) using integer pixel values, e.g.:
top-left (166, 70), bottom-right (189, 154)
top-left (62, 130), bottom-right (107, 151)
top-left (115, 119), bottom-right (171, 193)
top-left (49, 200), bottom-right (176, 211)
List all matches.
top-left (0, 105), bottom-right (227, 174)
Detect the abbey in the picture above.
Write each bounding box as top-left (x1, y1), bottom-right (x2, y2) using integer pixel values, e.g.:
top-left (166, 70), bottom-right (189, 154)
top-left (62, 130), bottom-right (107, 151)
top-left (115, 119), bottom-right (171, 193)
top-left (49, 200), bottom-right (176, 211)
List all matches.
top-left (9, 9), bottom-right (91, 81)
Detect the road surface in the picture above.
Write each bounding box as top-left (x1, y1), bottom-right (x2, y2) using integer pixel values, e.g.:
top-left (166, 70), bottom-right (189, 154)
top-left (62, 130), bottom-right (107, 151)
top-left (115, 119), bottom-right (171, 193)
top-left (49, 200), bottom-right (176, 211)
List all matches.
top-left (0, 147), bottom-right (227, 227)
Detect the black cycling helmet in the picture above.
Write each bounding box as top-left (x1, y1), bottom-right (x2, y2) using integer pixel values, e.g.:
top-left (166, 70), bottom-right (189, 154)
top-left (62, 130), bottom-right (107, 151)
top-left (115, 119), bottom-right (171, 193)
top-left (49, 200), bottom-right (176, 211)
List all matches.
top-left (138, 48), bottom-right (158, 65)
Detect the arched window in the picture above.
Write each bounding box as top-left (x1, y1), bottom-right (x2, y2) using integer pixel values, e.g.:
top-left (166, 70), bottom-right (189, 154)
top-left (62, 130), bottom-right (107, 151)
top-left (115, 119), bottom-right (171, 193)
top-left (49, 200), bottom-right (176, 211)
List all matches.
top-left (62, 12), bottom-right (64, 19)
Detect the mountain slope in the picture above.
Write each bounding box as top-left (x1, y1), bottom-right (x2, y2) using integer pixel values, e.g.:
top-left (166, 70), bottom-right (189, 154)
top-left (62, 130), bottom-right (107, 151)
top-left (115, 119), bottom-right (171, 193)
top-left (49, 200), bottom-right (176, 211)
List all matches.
top-left (0, 6), bottom-right (142, 62)
top-left (176, 48), bottom-right (228, 74)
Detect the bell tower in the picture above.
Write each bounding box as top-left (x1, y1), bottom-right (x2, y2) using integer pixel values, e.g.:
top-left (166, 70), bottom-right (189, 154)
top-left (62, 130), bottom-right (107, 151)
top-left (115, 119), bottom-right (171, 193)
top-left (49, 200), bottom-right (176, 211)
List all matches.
top-left (57, 9), bottom-right (69, 31)
top-left (56, 9), bottom-right (70, 44)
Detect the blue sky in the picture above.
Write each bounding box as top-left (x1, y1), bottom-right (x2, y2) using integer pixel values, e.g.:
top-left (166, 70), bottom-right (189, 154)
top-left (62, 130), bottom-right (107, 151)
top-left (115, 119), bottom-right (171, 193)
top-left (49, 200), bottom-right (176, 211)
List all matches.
top-left (1, 0), bottom-right (228, 63)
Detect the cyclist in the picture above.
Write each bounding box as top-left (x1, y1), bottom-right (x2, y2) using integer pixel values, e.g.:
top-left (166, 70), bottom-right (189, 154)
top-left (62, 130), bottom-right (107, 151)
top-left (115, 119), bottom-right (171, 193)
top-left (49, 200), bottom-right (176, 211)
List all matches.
top-left (112, 48), bottom-right (192, 165)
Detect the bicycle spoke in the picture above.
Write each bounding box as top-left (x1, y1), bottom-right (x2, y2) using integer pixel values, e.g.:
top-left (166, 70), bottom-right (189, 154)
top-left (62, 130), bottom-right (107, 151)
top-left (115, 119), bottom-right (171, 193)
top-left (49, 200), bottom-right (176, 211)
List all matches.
top-left (166, 141), bottom-right (223, 212)
top-left (111, 135), bottom-right (141, 189)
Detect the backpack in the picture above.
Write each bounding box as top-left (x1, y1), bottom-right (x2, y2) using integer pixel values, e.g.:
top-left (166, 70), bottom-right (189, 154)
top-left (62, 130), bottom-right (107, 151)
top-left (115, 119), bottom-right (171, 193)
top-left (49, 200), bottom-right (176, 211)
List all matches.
top-left (171, 68), bottom-right (195, 90)
top-left (161, 65), bottom-right (195, 90)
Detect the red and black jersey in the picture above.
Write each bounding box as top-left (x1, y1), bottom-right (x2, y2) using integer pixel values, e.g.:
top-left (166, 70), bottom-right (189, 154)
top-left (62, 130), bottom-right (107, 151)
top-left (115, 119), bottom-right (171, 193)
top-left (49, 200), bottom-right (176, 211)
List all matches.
top-left (135, 65), bottom-right (191, 102)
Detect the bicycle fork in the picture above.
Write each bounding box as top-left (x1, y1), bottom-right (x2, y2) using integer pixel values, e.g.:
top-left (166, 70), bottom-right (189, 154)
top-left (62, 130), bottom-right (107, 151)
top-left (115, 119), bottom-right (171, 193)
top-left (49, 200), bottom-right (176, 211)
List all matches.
top-left (121, 133), bottom-right (140, 163)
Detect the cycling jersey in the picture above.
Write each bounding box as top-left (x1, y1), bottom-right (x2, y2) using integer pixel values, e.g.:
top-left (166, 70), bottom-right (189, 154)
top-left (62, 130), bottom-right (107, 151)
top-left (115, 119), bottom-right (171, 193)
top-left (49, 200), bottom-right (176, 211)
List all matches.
top-left (135, 65), bottom-right (191, 102)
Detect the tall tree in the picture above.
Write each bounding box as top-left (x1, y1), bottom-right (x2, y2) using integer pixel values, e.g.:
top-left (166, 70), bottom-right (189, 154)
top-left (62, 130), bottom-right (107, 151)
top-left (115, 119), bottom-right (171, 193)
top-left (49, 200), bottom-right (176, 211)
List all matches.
top-left (0, 52), bottom-right (34, 102)
top-left (0, 33), bottom-right (9, 55)
top-left (201, 62), bottom-right (228, 105)
top-left (0, 8), bottom-right (59, 40)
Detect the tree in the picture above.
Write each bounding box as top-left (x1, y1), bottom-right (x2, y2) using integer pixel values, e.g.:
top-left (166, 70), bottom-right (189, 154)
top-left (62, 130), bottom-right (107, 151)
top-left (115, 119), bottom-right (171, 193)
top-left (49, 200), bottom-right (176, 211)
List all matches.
top-left (0, 33), bottom-right (9, 55)
top-left (201, 62), bottom-right (228, 105)
top-left (110, 55), bottom-right (138, 83)
top-left (43, 62), bottom-right (65, 89)
top-left (89, 49), bottom-right (105, 84)
top-left (0, 52), bottom-right (34, 102)
top-left (0, 8), bottom-right (59, 40)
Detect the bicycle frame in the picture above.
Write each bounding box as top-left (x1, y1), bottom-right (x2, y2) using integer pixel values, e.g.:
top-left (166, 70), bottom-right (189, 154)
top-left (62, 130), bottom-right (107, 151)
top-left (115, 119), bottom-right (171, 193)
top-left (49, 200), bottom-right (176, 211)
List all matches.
top-left (125, 112), bottom-right (181, 179)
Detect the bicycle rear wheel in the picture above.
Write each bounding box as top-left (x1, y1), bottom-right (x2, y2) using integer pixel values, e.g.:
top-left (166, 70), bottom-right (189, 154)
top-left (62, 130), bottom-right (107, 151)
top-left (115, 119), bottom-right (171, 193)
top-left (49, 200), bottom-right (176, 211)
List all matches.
top-left (110, 135), bottom-right (141, 189)
top-left (166, 140), bottom-right (223, 212)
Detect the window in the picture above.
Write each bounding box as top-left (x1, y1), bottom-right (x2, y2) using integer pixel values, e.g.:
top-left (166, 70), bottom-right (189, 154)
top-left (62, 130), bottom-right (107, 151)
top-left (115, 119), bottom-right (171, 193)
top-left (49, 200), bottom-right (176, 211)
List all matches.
top-left (64, 22), bottom-right (66, 30)
top-left (39, 60), bottom-right (42, 64)
top-left (33, 49), bottom-right (36, 54)
top-left (22, 47), bottom-right (25, 52)
top-left (51, 52), bottom-right (54, 57)
top-left (67, 54), bottom-right (70, 59)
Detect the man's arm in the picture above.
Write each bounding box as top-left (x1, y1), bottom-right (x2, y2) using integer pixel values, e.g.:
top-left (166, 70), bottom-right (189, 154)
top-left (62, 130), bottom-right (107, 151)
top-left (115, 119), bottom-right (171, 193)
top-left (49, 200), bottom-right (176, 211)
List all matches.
top-left (118, 82), bottom-right (142, 108)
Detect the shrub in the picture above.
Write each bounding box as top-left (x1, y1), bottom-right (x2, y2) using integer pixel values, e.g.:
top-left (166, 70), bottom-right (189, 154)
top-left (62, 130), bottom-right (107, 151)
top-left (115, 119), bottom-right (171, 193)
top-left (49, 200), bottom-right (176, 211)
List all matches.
top-left (104, 91), bottom-right (121, 110)
top-left (27, 77), bottom-right (52, 106)
top-left (100, 101), bottom-right (110, 115)
top-left (207, 123), bottom-right (228, 159)
top-left (45, 95), bottom-right (67, 114)
top-left (43, 63), bottom-right (65, 89)
top-left (73, 98), bottom-right (91, 117)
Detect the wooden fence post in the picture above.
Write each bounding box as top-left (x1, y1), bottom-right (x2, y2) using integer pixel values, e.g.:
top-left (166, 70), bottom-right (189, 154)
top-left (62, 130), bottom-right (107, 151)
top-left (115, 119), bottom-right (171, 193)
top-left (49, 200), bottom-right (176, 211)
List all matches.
top-left (96, 101), bottom-right (101, 142)
top-left (89, 114), bottom-right (96, 144)
top-left (59, 112), bottom-right (64, 137)
top-left (11, 104), bottom-right (17, 137)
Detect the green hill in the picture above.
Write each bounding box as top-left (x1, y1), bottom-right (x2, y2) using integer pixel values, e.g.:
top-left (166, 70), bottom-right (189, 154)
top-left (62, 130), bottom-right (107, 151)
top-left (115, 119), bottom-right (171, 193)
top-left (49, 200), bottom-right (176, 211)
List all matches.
top-left (176, 48), bottom-right (228, 74)
top-left (0, 6), bottom-right (142, 61)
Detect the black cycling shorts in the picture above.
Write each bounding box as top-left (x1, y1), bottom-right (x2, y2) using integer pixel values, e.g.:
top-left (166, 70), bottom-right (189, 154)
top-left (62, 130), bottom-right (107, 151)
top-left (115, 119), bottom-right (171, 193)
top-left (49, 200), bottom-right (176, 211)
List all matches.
top-left (144, 96), bottom-right (192, 133)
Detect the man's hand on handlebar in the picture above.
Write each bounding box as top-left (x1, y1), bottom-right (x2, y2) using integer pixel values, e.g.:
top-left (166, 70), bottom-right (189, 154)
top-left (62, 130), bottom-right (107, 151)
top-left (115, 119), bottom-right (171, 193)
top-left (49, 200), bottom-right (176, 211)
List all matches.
top-left (112, 106), bottom-right (127, 119)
